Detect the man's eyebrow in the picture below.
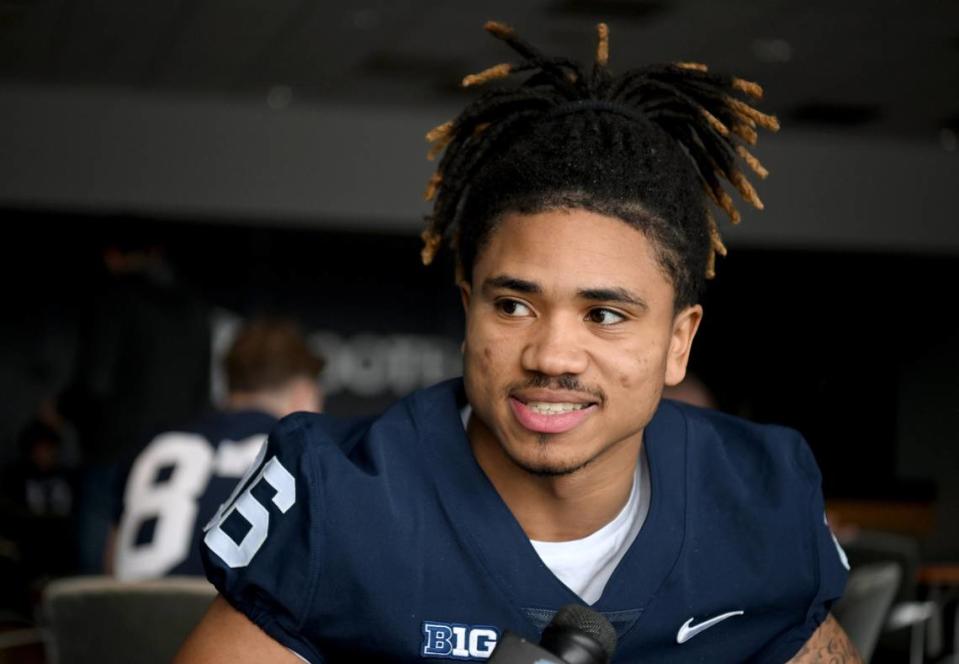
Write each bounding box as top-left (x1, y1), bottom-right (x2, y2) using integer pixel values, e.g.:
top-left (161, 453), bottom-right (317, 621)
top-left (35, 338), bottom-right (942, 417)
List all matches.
top-left (482, 275), bottom-right (541, 295)
top-left (578, 287), bottom-right (648, 310)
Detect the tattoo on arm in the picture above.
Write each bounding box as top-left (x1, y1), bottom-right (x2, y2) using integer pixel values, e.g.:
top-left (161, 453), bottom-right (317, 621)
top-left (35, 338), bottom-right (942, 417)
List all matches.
top-left (787, 614), bottom-right (863, 663)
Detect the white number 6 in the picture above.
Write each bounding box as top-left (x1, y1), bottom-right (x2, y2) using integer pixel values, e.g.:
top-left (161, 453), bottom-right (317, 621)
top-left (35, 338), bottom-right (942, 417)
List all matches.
top-left (204, 452), bottom-right (296, 568)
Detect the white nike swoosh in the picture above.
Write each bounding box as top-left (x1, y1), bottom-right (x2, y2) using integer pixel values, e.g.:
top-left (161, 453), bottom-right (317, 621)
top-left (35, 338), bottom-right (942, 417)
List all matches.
top-left (676, 610), bottom-right (745, 644)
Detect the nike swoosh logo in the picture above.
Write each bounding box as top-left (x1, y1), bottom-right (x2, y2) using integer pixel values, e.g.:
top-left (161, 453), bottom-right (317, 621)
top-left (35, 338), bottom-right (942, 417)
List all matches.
top-left (676, 610), bottom-right (744, 644)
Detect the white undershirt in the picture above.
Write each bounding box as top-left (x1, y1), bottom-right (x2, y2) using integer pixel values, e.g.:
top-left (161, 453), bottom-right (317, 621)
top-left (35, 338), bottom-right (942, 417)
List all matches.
top-left (530, 448), bottom-right (649, 604)
top-left (462, 407), bottom-right (651, 605)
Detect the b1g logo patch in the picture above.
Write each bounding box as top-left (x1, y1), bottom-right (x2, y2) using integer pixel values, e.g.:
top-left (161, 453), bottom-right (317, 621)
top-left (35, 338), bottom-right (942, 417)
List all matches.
top-left (421, 621), bottom-right (500, 659)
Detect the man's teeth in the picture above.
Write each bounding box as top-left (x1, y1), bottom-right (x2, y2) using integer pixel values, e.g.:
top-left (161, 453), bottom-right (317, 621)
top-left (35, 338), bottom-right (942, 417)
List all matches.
top-left (526, 402), bottom-right (588, 414)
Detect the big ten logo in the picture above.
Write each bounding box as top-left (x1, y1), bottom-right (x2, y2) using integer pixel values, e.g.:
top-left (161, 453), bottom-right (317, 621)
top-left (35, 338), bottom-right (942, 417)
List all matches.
top-left (308, 331), bottom-right (461, 397)
top-left (421, 622), bottom-right (499, 660)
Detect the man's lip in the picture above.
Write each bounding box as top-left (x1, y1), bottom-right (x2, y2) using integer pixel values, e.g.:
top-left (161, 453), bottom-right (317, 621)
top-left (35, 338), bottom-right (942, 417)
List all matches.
top-left (510, 389), bottom-right (600, 406)
top-left (508, 397), bottom-right (597, 434)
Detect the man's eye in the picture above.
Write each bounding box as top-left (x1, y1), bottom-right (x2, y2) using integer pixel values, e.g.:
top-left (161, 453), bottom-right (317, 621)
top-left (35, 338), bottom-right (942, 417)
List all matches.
top-left (587, 308), bottom-right (625, 325)
top-left (497, 300), bottom-right (532, 317)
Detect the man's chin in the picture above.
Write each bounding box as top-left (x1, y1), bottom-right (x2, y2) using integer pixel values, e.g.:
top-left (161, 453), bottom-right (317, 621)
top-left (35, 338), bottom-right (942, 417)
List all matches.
top-left (506, 450), bottom-right (593, 477)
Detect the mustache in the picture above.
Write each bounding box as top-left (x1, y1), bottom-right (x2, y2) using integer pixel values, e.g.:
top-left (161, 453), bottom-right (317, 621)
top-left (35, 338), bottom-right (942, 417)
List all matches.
top-left (514, 373), bottom-right (606, 403)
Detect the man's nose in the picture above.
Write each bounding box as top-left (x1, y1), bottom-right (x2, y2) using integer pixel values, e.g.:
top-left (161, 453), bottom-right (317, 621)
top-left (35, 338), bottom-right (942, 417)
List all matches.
top-left (520, 314), bottom-right (589, 376)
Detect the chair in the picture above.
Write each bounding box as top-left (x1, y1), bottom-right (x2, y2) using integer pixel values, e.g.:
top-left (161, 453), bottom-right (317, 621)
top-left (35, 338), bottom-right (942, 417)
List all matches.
top-left (832, 563), bottom-right (901, 662)
top-left (0, 626), bottom-right (46, 664)
top-left (43, 576), bottom-right (216, 664)
top-left (839, 530), bottom-right (940, 663)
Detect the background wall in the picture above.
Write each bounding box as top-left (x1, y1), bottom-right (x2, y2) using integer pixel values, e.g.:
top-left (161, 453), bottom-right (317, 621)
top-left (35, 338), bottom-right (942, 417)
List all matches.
top-left (1, 84), bottom-right (957, 253)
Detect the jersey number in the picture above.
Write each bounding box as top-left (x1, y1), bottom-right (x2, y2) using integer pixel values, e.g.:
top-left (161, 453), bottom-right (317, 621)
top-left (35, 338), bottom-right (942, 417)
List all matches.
top-left (116, 433), bottom-right (213, 579)
top-left (203, 449), bottom-right (296, 568)
top-left (115, 432), bottom-right (269, 580)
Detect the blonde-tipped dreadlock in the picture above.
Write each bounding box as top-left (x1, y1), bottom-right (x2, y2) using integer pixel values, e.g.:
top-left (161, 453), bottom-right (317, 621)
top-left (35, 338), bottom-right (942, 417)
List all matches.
top-left (421, 21), bottom-right (778, 303)
top-left (705, 211), bottom-right (728, 279)
top-left (462, 63), bottom-right (513, 88)
top-left (737, 145), bottom-right (769, 179)
top-left (420, 229), bottom-right (443, 266)
top-left (595, 23), bottom-right (610, 67)
top-left (423, 172), bottom-right (443, 203)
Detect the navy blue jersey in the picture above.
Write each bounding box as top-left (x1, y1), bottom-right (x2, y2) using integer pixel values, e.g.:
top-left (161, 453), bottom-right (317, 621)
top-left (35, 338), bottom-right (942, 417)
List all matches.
top-left (114, 410), bottom-right (276, 580)
top-left (203, 379), bottom-right (847, 663)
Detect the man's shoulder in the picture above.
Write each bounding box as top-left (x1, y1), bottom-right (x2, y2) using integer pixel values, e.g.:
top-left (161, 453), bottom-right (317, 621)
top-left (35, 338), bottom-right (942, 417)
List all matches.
top-left (268, 378), bottom-right (463, 470)
top-left (627, 402), bottom-right (847, 663)
top-left (130, 409), bottom-right (275, 452)
top-left (193, 409), bottom-right (278, 442)
top-left (200, 380), bottom-right (471, 638)
top-left (658, 399), bottom-right (822, 495)
top-left (269, 410), bottom-right (375, 454)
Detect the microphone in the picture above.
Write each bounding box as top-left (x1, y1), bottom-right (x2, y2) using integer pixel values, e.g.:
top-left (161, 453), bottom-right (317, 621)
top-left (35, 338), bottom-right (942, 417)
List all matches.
top-left (488, 604), bottom-right (617, 664)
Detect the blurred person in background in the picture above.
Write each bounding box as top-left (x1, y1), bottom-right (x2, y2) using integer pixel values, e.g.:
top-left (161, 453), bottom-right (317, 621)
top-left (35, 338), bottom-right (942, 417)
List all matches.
top-left (0, 418), bottom-right (76, 618)
top-left (61, 236), bottom-right (211, 573)
top-left (661, 372), bottom-right (717, 410)
top-left (110, 318), bottom-right (325, 580)
top-left (3, 420), bottom-right (73, 520)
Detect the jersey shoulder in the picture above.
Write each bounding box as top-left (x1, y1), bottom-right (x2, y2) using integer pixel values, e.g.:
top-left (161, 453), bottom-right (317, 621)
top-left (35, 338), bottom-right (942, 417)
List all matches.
top-left (200, 386), bottom-right (457, 662)
top-left (267, 378), bottom-right (461, 481)
top-left (664, 400), bottom-right (822, 496)
top-left (640, 402), bottom-right (848, 663)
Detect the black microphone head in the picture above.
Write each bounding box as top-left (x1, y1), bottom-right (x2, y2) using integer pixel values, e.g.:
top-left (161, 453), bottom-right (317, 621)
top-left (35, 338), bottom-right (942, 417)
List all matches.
top-left (550, 604), bottom-right (617, 660)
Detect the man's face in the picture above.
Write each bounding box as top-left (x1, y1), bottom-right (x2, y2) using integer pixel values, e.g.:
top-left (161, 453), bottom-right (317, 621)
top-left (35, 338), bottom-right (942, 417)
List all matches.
top-left (461, 208), bottom-right (702, 476)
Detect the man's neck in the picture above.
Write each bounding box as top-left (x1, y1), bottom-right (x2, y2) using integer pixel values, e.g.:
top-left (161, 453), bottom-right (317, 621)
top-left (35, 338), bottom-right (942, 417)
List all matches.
top-left (226, 392), bottom-right (287, 419)
top-left (467, 415), bottom-right (642, 542)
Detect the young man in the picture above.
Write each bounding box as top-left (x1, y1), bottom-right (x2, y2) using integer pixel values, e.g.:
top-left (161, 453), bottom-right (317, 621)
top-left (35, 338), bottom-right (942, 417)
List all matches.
top-left (112, 319), bottom-right (324, 580)
top-left (177, 23), bottom-right (858, 663)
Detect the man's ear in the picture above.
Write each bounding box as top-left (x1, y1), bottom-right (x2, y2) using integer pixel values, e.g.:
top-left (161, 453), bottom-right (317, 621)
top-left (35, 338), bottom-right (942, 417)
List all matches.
top-left (459, 281), bottom-right (472, 314)
top-left (664, 304), bottom-right (703, 387)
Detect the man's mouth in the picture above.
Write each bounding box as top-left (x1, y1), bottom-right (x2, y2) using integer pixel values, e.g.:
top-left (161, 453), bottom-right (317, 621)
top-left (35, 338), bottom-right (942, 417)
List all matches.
top-left (508, 396), bottom-right (598, 434)
top-left (525, 401), bottom-right (591, 414)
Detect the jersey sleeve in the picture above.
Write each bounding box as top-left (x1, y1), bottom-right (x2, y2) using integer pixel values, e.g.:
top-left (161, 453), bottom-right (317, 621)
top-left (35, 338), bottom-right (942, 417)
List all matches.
top-left (201, 413), bottom-right (325, 663)
top-left (755, 433), bottom-right (850, 663)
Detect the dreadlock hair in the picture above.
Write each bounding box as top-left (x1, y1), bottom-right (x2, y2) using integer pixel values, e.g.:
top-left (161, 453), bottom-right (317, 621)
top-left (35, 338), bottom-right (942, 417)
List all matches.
top-left (421, 21), bottom-right (778, 310)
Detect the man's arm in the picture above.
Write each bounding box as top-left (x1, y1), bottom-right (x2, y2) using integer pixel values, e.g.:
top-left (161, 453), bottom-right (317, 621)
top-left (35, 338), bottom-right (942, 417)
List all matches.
top-left (174, 595), bottom-right (304, 664)
top-left (786, 614), bottom-right (862, 663)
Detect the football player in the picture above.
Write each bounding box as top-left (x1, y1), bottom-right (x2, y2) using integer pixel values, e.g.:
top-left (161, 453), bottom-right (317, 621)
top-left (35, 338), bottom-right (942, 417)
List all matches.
top-left (112, 318), bottom-right (324, 580)
top-left (177, 22), bottom-right (858, 663)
